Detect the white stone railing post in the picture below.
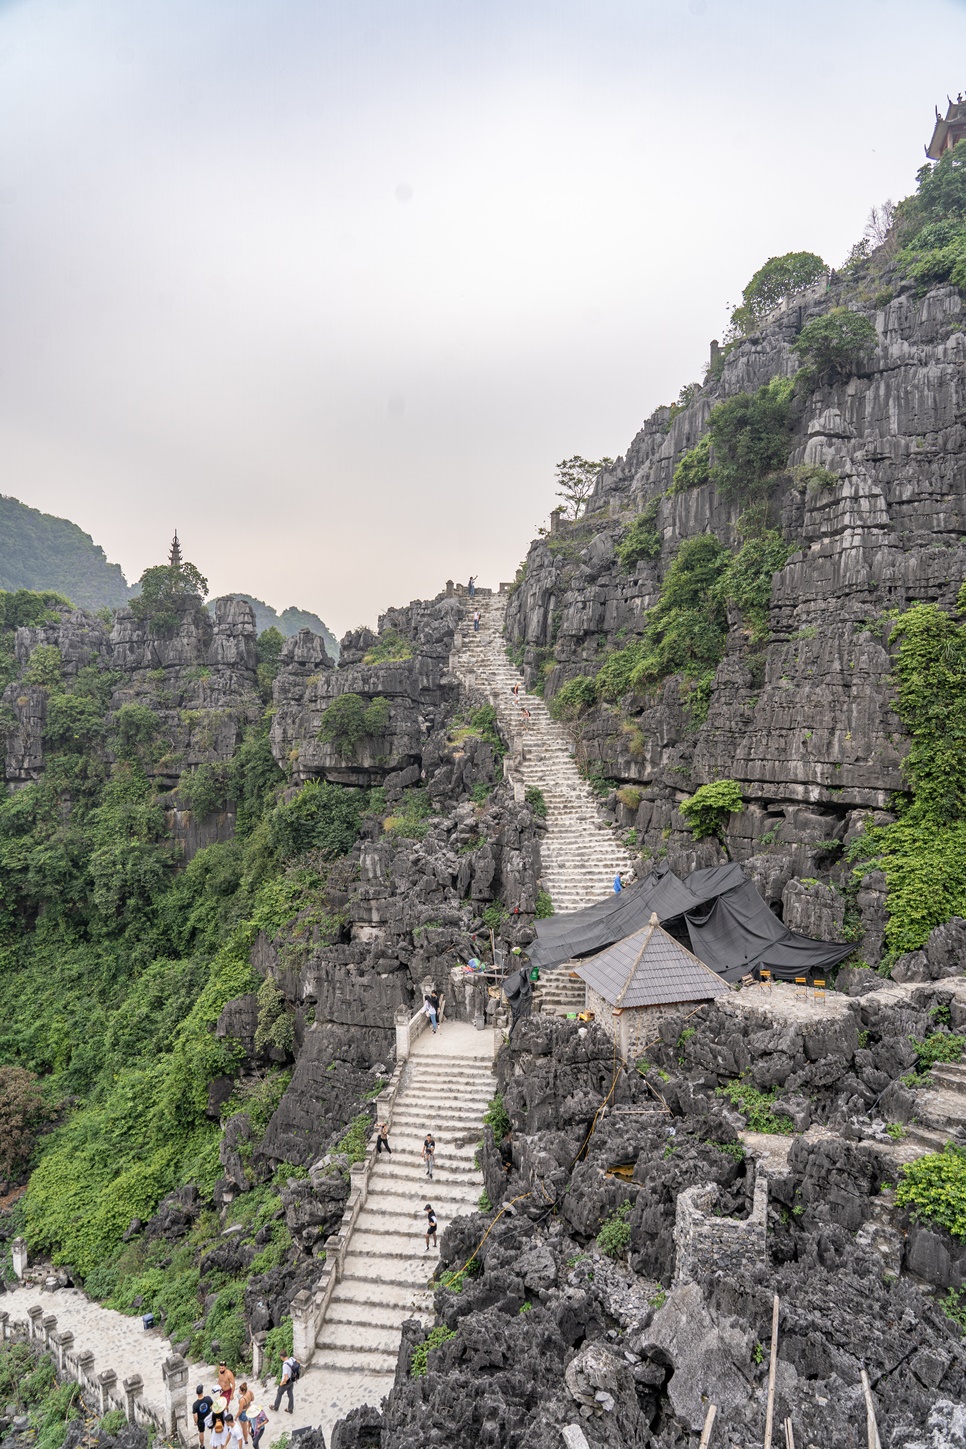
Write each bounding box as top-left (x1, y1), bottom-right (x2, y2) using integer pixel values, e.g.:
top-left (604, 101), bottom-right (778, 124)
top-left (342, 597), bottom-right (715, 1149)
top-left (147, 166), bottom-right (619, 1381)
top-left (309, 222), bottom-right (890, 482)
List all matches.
top-left (11, 1237), bottom-right (27, 1279)
top-left (27, 1305), bottom-right (44, 1339)
top-left (290, 1290), bottom-right (315, 1365)
top-left (53, 1331), bottom-right (74, 1370)
top-left (42, 1314), bottom-right (57, 1348)
top-left (98, 1370), bottom-right (118, 1415)
top-left (162, 1355), bottom-right (188, 1438)
top-left (123, 1374), bottom-right (144, 1423)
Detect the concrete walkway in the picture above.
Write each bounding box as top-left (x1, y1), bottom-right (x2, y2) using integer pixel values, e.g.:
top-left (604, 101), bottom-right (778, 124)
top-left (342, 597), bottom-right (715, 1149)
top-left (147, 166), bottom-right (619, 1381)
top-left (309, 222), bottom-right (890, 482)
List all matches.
top-left (312, 1020), bottom-right (495, 1408)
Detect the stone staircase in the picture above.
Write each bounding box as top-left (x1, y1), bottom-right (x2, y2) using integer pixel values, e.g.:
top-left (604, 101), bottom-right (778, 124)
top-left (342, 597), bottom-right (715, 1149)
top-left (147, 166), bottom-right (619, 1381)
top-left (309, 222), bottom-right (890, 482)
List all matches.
top-left (313, 1025), bottom-right (494, 1391)
top-left (911, 1058), bottom-right (966, 1141)
top-left (452, 593), bottom-right (634, 1013)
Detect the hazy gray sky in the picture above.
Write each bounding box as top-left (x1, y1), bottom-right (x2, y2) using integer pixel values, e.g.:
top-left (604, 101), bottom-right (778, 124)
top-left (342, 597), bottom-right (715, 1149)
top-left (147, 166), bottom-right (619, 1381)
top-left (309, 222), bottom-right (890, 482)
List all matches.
top-left (0, 0), bottom-right (961, 634)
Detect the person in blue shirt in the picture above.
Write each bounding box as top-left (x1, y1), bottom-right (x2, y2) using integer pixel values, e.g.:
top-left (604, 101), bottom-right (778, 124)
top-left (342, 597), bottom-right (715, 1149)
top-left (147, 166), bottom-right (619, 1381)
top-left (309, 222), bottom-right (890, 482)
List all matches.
top-left (613, 873), bottom-right (623, 893)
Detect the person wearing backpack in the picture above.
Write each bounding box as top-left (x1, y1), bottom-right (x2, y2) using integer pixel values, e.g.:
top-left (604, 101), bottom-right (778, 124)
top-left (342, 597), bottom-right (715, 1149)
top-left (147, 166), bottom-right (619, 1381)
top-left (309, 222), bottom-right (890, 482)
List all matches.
top-left (272, 1355), bottom-right (300, 1414)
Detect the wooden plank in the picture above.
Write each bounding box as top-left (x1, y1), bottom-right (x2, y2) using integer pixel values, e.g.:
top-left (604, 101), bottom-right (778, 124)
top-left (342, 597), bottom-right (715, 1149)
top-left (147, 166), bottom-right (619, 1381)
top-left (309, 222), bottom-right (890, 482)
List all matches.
top-left (861, 1369), bottom-right (882, 1449)
top-left (763, 1294), bottom-right (780, 1449)
top-left (698, 1404), bottom-right (717, 1448)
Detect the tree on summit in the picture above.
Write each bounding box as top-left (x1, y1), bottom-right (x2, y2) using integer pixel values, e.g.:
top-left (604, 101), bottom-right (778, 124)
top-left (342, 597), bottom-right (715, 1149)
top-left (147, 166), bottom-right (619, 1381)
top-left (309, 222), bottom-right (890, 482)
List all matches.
top-left (554, 456), bottom-right (614, 520)
top-left (131, 531), bottom-right (209, 634)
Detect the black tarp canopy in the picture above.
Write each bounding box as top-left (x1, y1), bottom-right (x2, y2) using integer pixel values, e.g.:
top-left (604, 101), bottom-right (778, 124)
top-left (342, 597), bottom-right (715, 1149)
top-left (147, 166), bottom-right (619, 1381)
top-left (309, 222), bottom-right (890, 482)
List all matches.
top-left (529, 863), bottom-right (853, 982)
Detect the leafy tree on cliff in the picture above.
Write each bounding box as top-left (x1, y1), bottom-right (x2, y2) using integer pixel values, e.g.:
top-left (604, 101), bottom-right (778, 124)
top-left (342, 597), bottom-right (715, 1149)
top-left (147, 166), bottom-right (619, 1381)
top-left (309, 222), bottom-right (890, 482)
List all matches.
top-left (554, 456), bottom-right (614, 521)
top-left (729, 251), bottom-right (828, 335)
top-left (131, 534), bottom-right (208, 635)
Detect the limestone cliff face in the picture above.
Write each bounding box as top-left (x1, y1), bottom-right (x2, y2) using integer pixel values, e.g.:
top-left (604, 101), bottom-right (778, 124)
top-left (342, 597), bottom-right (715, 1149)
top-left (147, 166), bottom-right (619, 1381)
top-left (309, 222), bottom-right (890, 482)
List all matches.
top-left (3, 596), bottom-right (262, 792)
top-left (505, 281), bottom-right (966, 960)
top-left (270, 593), bottom-right (461, 786)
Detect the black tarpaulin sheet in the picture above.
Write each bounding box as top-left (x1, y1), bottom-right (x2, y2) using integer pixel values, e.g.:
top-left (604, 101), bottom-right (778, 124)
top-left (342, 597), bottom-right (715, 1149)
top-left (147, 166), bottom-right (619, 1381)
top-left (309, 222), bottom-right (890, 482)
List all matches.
top-left (526, 866), bottom-right (715, 970)
top-left (529, 862), bottom-right (852, 982)
top-left (684, 879), bottom-right (855, 982)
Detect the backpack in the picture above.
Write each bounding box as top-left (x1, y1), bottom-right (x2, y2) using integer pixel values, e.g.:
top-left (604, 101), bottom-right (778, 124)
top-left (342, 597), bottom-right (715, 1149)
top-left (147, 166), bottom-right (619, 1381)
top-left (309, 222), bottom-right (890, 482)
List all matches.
top-left (288, 1359), bottom-right (302, 1383)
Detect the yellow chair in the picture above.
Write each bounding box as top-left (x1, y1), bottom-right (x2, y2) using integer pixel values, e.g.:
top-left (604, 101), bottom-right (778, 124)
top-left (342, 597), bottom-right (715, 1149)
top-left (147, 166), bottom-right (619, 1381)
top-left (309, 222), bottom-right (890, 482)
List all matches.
top-left (795, 975), bottom-right (808, 998)
top-left (813, 978), bottom-right (826, 1003)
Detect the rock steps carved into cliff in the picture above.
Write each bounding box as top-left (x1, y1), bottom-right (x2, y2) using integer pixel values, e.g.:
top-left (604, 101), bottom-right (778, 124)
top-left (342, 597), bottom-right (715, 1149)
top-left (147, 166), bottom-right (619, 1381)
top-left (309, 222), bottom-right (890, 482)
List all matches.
top-left (451, 594), bottom-right (635, 1004)
top-left (312, 1025), bottom-right (494, 1386)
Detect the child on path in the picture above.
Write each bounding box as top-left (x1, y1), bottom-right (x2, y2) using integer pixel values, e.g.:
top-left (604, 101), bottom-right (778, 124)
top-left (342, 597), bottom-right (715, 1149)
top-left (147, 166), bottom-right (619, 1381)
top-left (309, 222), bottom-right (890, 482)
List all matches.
top-left (422, 1132), bottom-right (436, 1179)
top-left (376, 1121), bottom-right (392, 1154)
top-left (424, 1203), bottom-right (438, 1251)
top-left (227, 1414), bottom-right (243, 1449)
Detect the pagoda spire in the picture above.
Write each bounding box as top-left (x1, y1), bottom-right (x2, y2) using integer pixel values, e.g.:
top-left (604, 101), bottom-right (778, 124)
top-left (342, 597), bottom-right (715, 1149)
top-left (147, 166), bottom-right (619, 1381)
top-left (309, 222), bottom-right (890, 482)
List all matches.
top-left (168, 530), bottom-right (183, 571)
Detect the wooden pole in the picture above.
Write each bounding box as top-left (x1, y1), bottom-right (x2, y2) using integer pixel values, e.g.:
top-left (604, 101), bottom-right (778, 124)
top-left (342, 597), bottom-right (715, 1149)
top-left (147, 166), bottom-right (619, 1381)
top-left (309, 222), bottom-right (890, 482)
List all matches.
top-left (698, 1404), bottom-right (717, 1448)
top-left (861, 1369), bottom-right (882, 1449)
top-left (763, 1293), bottom-right (780, 1449)
top-left (783, 1417), bottom-right (796, 1449)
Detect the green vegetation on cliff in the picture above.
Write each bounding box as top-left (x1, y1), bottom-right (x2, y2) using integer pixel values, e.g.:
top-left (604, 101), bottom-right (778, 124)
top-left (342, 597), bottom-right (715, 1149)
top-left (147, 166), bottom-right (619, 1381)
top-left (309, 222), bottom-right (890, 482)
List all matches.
top-left (0, 592), bottom-right (372, 1278)
top-left (848, 594), bottom-right (966, 953)
top-left (0, 494), bottom-right (131, 611)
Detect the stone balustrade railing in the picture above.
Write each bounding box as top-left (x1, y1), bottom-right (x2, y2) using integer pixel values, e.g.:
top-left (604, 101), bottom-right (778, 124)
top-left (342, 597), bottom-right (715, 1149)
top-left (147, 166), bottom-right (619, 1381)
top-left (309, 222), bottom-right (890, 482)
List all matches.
top-left (288, 1055), bottom-right (406, 1366)
top-left (0, 1304), bottom-right (188, 1442)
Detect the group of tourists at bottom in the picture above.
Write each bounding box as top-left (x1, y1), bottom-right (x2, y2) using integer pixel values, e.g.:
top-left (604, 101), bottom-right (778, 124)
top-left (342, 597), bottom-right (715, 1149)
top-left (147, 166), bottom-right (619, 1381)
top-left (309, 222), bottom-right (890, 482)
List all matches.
top-left (191, 1355), bottom-right (302, 1445)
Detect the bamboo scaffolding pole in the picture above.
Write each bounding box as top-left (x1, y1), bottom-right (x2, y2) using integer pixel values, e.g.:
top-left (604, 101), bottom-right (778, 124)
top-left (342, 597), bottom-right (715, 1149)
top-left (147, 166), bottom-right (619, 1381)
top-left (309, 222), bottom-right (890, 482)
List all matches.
top-left (698, 1404), bottom-right (717, 1448)
top-left (861, 1369), bottom-right (882, 1449)
top-left (763, 1294), bottom-right (780, 1449)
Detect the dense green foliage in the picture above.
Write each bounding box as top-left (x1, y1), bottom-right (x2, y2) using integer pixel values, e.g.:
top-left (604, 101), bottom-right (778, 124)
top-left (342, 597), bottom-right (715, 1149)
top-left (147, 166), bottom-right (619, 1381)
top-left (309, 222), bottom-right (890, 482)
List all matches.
top-left (792, 308), bottom-right (877, 384)
top-left (0, 600), bottom-right (369, 1273)
top-left (617, 501), bottom-right (662, 569)
top-left (729, 251), bottom-right (827, 334)
top-left (890, 141), bottom-right (966, 293)
top-left (383, 787), bottom-right (434, 840)
top-left (0, 494), bottom-right (131, 610)
top-left (706, 377), bottom-right (794, 502)
top-left (484, 1093), bottom-right (510, 1143)
top-left (671, 434), bottom-right (712, 492)
top-left (525, 784), bottom-right (548, 818)
top-left (362, 630), bottom-right (414, 664)
top-left (680, 779), bottom-right (745, 841)
top-left (896, 1145), bottom-right (966, 1239)
top-left (131, 556), bottom-right (208, 635)
top-left (0, 1065), bottom-right (53, 1178)
top-left (716, 1078), bottom-right (793, 1133)
top-left (596, 535), bottom-right (731, 702)
top-left (549, 675), bottom-right (598, 721)
top-left (535, 888), bottom-right (554, 918)
top-left (318, 693), bottom-right (391, 756)
top-left (410, 1324), bottom-right (456, 1377)
top-left (0, 1341), bottom-right (86, 1449)
top-left (596, 1200), bottom-right (632, 1259)
top-left (848, 599), bottom-right (966, 951)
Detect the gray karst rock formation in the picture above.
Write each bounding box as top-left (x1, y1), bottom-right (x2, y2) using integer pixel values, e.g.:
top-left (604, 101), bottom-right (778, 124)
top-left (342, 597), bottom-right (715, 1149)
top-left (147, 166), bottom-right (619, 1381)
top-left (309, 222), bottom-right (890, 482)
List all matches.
top-left (8, 210), bottom-right (966, 1449)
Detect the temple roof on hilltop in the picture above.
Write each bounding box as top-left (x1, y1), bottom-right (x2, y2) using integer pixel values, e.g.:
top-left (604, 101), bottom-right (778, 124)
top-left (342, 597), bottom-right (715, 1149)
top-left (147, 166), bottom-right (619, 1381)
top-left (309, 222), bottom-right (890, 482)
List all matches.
top-left (574, 913), bottom-right (731, 1010)
top-left (927, 98), bottom-right (966, 159)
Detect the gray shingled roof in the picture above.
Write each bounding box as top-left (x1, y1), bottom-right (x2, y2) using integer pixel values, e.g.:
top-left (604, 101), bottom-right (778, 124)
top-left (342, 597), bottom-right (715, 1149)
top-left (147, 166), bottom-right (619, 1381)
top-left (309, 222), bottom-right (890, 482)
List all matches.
top-left (574, 915), bottom-right (731, 1009)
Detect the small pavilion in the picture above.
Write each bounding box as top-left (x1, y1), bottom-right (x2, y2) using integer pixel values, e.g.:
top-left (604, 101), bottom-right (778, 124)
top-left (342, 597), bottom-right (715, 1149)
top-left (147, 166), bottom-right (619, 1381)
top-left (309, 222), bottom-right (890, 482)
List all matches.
top-left (574, 912), bottom-right (730, 1058)
top-left (926, 97), bottom-right (966, 159)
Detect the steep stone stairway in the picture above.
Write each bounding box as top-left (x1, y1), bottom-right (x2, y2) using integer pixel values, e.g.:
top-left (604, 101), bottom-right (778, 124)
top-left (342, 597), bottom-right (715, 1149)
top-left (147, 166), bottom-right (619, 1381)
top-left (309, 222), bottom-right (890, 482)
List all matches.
top-left (452, 593), bottom-right (634, 1011)
top-left (313, 1023), bottom-right (494, 1390)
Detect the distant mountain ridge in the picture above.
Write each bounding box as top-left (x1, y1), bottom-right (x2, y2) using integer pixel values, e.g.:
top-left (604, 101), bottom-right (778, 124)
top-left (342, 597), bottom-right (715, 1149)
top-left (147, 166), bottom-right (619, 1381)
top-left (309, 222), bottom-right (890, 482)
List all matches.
top-left (0, 493), bottom-right (339, 655)
top-left (0, 493), bottom-right (132, 609)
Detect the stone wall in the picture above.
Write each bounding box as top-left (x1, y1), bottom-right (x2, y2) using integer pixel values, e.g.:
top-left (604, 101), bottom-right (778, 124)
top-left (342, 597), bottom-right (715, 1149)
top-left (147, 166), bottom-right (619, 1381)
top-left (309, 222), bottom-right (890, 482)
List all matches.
top-left (672, 1165), bottom-right (768, 1286)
